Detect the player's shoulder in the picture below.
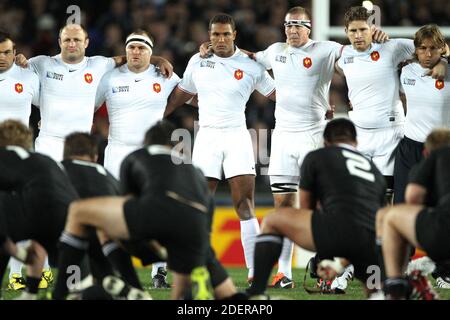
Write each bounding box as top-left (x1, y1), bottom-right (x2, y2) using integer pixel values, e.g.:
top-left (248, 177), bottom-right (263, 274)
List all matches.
top-left (313, 40), bottom-right (342, 50)
top-left (87, 55), bottom-right (113, 65)
top-left (266, 42), bottom-right (289, 53)
top-left (187, 53), bottom-right (203, 65)
top-left (235, 49), bottom-right (267, 72)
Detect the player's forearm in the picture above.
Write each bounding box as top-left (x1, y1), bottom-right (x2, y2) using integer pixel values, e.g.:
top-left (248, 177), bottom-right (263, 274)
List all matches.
top-left (164, 87), bottom-right (194, 117)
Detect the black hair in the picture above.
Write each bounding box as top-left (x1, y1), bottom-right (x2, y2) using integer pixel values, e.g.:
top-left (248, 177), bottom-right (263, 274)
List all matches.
top-left (323, 118), bottom-right (357, 144)
top-left (144, 120), bottom-right (176, 146)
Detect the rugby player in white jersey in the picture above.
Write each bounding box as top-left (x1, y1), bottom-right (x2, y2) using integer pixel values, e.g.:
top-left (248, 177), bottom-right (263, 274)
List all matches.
top-left (0, 30), bottom-right (47, 291)
top-left (394, 24), bottom-right (450, 204)
top-left (15, 24), bottom-right (173, 162)
top-left (336, 6), bottom-right (447, 203)
top-left (0, 31), bottom-right (39, 125)
top-left (164, 13), bottom-right (276, 283)
top-left (198, 7), bottom-right (390, 290)
top-left (95, 30), bottom-right (180, 287)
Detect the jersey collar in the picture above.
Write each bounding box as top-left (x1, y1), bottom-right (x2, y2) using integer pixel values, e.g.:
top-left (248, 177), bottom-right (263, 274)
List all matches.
top-left (213, 46), bottom-right (241, 60)
top-left (55, 54), bottom-right (88, 71)
top-left (336, 143), bottom-right (358, 152)
top-left (0, 63), bottom-right (16, 78)
top-left (147, 145), bottom-right (184, 161)
top-left (287, 39), bottom-right (314, 53)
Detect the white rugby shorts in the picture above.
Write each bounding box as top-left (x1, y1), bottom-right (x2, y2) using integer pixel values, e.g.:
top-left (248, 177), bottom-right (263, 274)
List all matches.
top-left (193, 127), bottom-right (256, 179)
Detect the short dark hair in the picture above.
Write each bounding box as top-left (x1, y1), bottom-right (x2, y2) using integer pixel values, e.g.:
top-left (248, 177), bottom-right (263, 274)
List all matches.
top-left (144, 120), bottom-right (176, 146)
top-left (0, 30), bottom-right (15, 49)
top-left (425, 128), bottom-right (450, 152)
top-left (63, 132), bottom-right (98, 160)
top-left (323, 118), bottom-right (357, 144)
top-left (344, 6), bottom-right (371, 28)
top-left (286, 6), bottom-right (311, 20)
top-left (209, 13), bottom-right (236, 31)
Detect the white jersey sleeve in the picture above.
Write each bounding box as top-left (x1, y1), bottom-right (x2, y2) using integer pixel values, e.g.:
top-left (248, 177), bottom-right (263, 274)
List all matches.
top-left (28, 55), bottom-right (48, 75)
top-left (95, 71), bottom-right (111, 110)
top-left (255, 45), bottom-right (274, 70)
top-left (178, 55), bottom-right (199, 95)
top-left (390, 39), bottom-right (414, 66)
top-left (255, 69), bottom-right (275, 96)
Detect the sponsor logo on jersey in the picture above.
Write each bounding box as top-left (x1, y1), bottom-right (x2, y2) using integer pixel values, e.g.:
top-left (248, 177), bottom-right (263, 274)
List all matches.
top-left (344, 57), bottom-right (354, 64)
top-left (153, 83), bottom-right (161, 93)
top-left (200, 60), bottom-right (215, 69)
top-left (84, 73), bottom-right (93, 84)
top-left (46, 71), bottom-right (64, 81)
top-left (403, 78), bottom-right (416, 86)
top-left (112, 86), bottom-right (130, 93)
top-left (15, 83), bottom-right (23, 93)
top-left (370, 51), bottom-right (380, 61)
top-left (234, 69), bottom-right (243, 80)
top-left (435, 80), bottom-right (445, 90)
top-left (303, 57), bottom-right (312, 68)
top-left (275, 55), bottom-right (287, 63)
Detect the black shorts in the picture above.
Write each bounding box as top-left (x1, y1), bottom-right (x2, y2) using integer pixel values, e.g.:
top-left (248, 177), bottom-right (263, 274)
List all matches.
top-left (123, 194), bottom-right (209, 275)
top-left (311, 208), bottom-right (378, 282)
top-left (0, 192), bottom-right (68, 265)
top-left (416, 206), bottom-right (450, 262)
top-left (393, 137), bottom-right (424, 204)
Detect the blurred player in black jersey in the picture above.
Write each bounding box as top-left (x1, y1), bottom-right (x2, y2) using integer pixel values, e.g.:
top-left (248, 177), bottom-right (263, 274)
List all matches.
top-left (382, 131), bottom-right (450, 299)
top-left (61, 132), bottom-right (149, 297)
top-left (54, 121), bottom-right (238, 300)
top-left (0, 120), bottom-right (79, 299)
top-left (247, 118), bottom-right (386, 297)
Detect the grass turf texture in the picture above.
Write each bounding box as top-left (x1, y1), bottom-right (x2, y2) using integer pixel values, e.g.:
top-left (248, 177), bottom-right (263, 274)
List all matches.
top-left (2, 267), bottom-right (450, 300)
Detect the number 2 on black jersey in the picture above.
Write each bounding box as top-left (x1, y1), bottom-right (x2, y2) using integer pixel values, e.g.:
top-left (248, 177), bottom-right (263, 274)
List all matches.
top-left (342, 150), bottom-right (375, 182)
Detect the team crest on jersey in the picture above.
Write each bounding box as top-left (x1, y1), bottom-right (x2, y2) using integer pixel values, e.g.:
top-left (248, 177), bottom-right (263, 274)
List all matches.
top-left (303, 57), bottom-right (312, 68)
top-left (370, 51), bottom-right (380, 61)
top-left (112, 86), bottom-right (129, 93)
top-left (15, 83), bottom-right (23, 93)
top-left (200, 60), bottom-right (215, 69)
top-left (403, 78), bottom-right (416, 86)
top-left (435, 80), bottom-right (445, 90)
top-left (234, 69), bottom-right (243, 80)
top-left (84, 73), bottom-right (93, 84)
top-left (275, 55), bottom-right (287, 63)
top-left (46, 71), bottom-right (64, 81)
top-left (153, 83), bottom-right (161, 93)
top-left (344, 57), bottom-right (354, 64)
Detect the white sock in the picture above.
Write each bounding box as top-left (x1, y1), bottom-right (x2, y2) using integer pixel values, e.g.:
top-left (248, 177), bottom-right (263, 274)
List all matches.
top-left (240, 218), bottom-right (260, 278)
top-left (277, 237), bottom-right (293, 279)
top-left (9, 240), bottom-right (29, 277)
top-left (9, 257), bottom-right (24, 278)
top-left (43, 255), bottom-right (50, 271)
top-left (151, 262), bottom-right (167, 278)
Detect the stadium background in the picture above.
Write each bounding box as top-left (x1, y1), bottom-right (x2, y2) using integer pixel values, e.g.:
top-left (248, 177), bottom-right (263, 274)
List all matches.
top-left (1, 0), bottom-right (449, 267)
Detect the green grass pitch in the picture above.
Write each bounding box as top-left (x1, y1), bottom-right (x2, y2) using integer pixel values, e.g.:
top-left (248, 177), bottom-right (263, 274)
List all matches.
top-left (2, 267), bottom-right (450, 300)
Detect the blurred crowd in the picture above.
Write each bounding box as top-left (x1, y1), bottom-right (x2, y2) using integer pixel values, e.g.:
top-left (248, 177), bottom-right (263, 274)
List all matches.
top-left (0, 0), bottom-right (448, 189)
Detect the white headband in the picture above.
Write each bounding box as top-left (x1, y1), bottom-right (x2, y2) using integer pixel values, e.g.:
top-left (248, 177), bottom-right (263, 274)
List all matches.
top-left (125, 34), bottom-right (154, 51)
top-left (284, 19), bottom-right (312, 30)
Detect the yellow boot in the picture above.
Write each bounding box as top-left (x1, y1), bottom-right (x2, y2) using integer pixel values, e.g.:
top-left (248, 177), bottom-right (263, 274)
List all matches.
top-left (8, 273), bottom-right (26, 290)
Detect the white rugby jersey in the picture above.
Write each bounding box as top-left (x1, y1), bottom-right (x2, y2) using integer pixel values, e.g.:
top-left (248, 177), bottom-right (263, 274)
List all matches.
top-left (338, 39), bottom-right (414, 128)
top-left (401, 62), bottom-right (450, 142)
top-left (179, 48), bottom-right (275, 128)
top-left (255, 40), bottom-right (341, 131)
top-left (0, 64), bottom-right (39, 125)
top-left (96, 64), bottom-right (180, 146)
top-left (29, 55), bottom-right (115, 137)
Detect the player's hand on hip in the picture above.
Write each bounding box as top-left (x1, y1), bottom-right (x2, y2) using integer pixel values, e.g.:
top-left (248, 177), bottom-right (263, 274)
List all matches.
top-left (199, 42), bottom-right (213, 58)
top-left (371, 25), bottom-right (389, 43)
top-left (426, 59), bottom-right (448, 80)
top-left (15, 54), bottom-right (29, 68)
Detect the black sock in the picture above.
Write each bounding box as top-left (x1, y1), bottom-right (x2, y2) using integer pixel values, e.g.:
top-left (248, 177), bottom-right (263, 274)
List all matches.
top-left (53, 232), bottom-right (89, 300)
top-left (375, 238), bottom-right (386, 282)
top-left (383, 277), bottom-right (410, 299)
top-left (0, 253), bottom-right (10, 299)
top-left (102, 241), bottom-right (142, 289)
top-left (247, 234), bottom-right (283, 295)
top-left (26, 276), bottom-right (41, 294)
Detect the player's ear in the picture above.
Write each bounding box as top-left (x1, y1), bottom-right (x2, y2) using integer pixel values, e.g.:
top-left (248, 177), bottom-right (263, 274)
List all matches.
top-left (232, 30), bottom-right (236, 40)
top-left (84, 37), bottom-right (89, 49)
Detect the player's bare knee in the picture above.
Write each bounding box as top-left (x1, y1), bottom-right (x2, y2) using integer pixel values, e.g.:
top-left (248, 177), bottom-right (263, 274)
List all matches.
top-left (234, 199), bottom-right (254, 220)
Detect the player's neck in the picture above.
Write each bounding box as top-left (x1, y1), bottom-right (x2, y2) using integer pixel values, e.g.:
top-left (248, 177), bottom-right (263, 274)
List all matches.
top-left (62, 56), bottom-right (85, 64)
top-left (0, 64), bottom-right (14, 73)
top-left (128, 64), bottom-right (150, 73)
